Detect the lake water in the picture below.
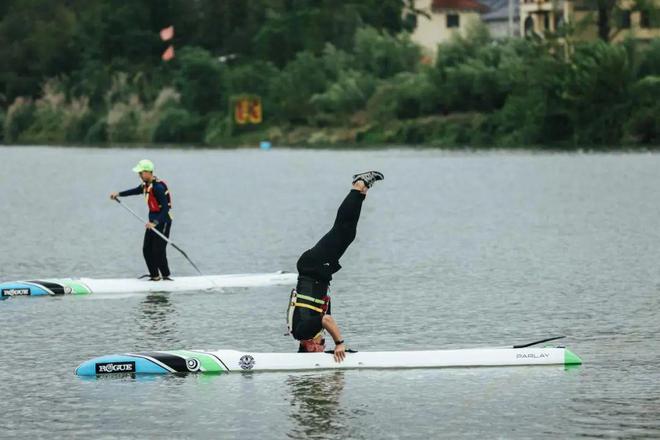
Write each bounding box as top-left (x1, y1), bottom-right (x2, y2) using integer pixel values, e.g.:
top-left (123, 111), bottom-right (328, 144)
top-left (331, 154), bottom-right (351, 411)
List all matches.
top-left (1, 146), bottom-right (659, 439)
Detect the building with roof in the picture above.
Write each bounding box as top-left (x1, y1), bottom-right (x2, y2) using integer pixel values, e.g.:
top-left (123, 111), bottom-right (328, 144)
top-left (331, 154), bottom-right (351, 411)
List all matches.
top-left (520, 0), bottom-right (660, 42)
top-left (480, 0), bottom-right (520, 37)
top-left (410, 0), bottom-right (489, 54)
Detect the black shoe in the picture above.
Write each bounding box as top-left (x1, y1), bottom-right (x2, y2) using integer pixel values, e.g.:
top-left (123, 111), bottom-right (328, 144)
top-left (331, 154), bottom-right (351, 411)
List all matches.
top-left (149, 276), bottom-right (161, 281)
top-left (352, 171), bottom-right (384, 188)
top-left (162, 276), bottom-right (174, 281)
top-left (138, 274), bottom-right (151, 280)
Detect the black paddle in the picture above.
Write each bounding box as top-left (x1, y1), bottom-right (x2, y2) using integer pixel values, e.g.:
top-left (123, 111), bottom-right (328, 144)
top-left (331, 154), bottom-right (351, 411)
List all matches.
top-left (114, 198), bottom-right (204, 276)
top-left (513, 336), bottom-right (566, 348)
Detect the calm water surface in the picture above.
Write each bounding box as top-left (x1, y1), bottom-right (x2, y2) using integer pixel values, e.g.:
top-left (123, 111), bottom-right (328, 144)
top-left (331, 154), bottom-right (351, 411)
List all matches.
top-left (1, 146), bottom-right (659, 439)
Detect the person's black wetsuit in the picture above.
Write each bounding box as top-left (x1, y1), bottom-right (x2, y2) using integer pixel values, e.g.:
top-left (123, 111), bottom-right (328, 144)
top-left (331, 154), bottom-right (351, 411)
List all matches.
top-left (119, 179), bottom-right (172, 278)
top-left (291, 189), bottom-right (365, 341)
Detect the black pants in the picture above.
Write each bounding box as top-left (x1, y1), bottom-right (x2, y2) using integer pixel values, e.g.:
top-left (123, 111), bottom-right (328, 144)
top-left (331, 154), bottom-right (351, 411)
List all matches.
top-left (292, 190), bottom-right (365, 340)
top-left (143, 221), bottom-right (171, 278)
top-left (296, 189), bottom-right (366, 283)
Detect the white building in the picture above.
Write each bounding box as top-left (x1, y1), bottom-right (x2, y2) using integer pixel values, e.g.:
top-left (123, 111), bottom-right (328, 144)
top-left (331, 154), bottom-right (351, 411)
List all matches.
top-left (410, 0), bottom-right (489, 55)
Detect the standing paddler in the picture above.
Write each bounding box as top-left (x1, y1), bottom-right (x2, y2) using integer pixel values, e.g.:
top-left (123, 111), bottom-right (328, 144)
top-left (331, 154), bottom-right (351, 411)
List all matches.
top-left (110, 160), bottom-right (173, 281)
top-left (287, 171), bottom-right (384, 362)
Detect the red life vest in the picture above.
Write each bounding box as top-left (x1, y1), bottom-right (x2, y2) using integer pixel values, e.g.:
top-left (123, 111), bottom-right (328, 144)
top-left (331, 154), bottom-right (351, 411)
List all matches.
top-left (143, 178), bottom-right (172, 213)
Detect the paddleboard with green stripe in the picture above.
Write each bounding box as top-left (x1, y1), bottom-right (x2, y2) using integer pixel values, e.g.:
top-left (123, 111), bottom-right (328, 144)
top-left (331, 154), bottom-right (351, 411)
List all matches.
top-left (76, 344), bottom-right (582, 376)
top-left (0, 271), bottom-right (296, 297)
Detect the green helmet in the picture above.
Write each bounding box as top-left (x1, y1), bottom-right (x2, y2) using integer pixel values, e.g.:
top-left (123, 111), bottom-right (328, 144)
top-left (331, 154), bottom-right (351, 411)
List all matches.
top-left (132, 159), bottom-right (154, 173)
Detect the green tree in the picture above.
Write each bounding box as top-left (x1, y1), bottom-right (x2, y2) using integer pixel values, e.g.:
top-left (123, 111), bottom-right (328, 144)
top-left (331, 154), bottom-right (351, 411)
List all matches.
top-left (353, 27), bottom-right (420, 78)
top-left (0, 0), bottom-right (78, 102)
top-left (625, 76), bottom-right (660, 144)
top-left (269, 51), bottom-right (329, 123)
top-left (564, 42), bottom-right (633, 145)
top-left (174, 47), bottom-right (227, 115)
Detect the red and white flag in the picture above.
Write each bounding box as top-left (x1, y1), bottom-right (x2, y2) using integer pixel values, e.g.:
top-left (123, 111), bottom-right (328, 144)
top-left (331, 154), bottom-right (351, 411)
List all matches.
top-left (162, 45), bottom-right (175, 61)
top-left (160, 26), bottom-right (174, 42)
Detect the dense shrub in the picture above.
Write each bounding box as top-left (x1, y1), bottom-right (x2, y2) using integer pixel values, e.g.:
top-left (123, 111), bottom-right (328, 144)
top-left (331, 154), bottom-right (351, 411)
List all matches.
top-left (432, 30), bottom-right (530, 113)
top-left (85, 118), bottom-right (108, 143)
top-left (564, 42), bottom-right (633, 146)
top-left (106, 97), bottom-right (144, 143)
top-left (4, 98), bottom-right (35, 143)
top-left (636, 39), bottom-right (660, 78)
top-left (625, 76), bottom-right (660, 144)
top-left (366, 71), bottom-right (436, 121)
top-left (152, 107), bottom-right (202, 143)
top-left (175, 47), bottom-right (227, 116)
top-left (19, 81), bottom-right (95, 143)
top-left (353, 27), bottom-right (420, 78)
top-left (204, 113), bottom-right (231, 145)
top-left (434, 21), bottom-right (491, 71)
top-left (269, 51), bottom-right (329, 124)
top-left (494, 52), bottom-right (572, 146)
top-left (320, 44), bottom-right (357, 80)
top-left (311, 70), bottom-right (377, 120)
top-left (358, 113), bottom-right (493, 146)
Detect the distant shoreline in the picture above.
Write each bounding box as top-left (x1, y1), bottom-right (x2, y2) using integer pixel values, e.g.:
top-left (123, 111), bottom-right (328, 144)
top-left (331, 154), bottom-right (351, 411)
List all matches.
top-left (3, 141), bottom-right (659, 152)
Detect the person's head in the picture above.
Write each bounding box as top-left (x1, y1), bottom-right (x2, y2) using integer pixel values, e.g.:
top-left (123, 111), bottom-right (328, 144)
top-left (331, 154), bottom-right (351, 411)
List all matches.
top-left (299, 332), bottom-right (326, 353)
top-left (132, 159), bottom-right (154, 183)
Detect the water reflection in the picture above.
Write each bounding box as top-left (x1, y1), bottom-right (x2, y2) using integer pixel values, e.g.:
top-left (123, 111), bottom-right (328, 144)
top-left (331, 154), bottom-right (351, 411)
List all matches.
top-left (136, 293), bottom-right (181, 347)
top-left (286, 372), bottom-right (348, 439)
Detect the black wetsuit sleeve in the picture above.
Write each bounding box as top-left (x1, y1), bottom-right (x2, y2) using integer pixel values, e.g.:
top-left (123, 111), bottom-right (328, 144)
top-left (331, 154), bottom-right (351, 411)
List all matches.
top-left (151, 182), bottom-right (170, 225)
top-left (118, 185), bottom-right (143, 197)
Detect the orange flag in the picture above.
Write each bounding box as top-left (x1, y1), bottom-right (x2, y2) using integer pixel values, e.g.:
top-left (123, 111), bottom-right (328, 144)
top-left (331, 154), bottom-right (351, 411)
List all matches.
top-left (160, 26), bottom-right (174, 41)
top-left (162, 45), bottom-right (175, 62)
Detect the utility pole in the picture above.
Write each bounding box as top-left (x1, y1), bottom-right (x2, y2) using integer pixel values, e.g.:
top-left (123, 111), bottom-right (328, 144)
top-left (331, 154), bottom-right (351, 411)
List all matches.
top-left (508, 0), bottom-right (514, 36)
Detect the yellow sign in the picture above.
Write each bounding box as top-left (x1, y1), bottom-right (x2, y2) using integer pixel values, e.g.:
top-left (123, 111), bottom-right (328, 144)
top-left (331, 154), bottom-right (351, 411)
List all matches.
top-left (234, 96), bottom-right (262, 125)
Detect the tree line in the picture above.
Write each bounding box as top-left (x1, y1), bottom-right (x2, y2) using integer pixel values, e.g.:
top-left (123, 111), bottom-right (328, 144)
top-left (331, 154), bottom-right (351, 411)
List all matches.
top-left (0, 0), bottom-right (658, 147)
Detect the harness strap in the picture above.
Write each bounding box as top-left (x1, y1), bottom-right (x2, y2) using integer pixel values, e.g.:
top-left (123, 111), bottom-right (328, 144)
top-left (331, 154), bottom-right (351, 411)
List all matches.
top-left (293, 302), bottom-right (324, 313)
top-left (286, 288), bottom-right (331, 337)
top-left (286, 289), bottom-right (297, 335)
top-left (295, 293), bottom-right (327, 305)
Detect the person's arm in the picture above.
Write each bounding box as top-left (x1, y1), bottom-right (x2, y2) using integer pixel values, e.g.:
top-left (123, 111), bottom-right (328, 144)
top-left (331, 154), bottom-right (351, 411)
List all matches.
top-left (150, 182), bottom-right (170, 226)
top-left (322, 315), bottom-right (346, 362)
top-left (110, 185), bottom-right (143, 199)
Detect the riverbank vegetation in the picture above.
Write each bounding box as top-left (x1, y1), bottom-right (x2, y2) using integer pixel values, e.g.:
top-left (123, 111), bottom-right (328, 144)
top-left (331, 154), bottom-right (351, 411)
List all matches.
top-left (1, 1), bottom-right (658, 148)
